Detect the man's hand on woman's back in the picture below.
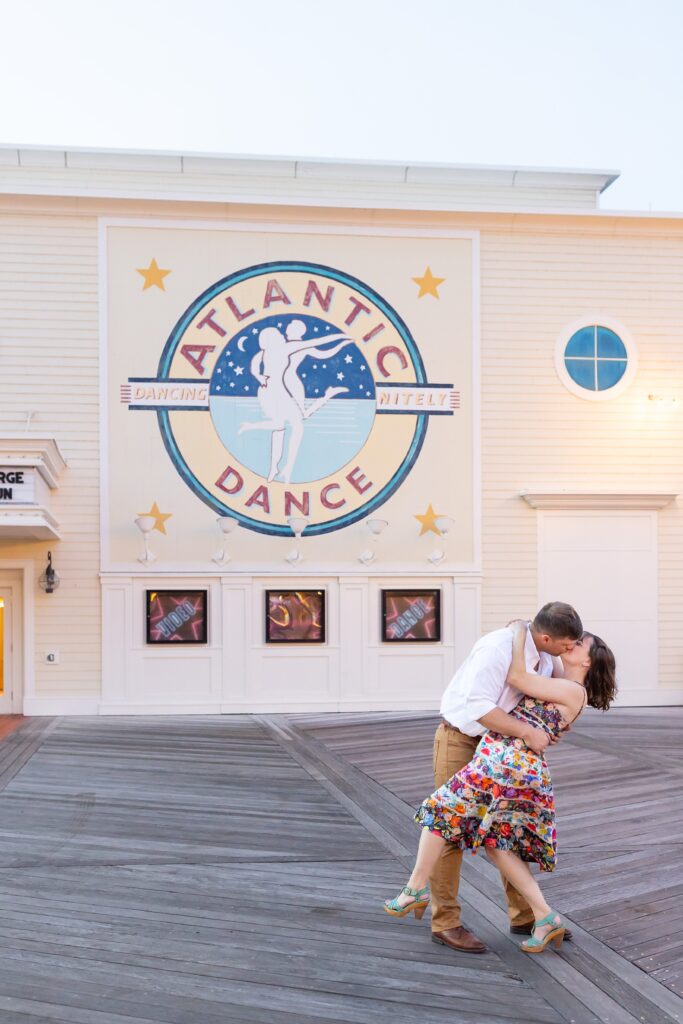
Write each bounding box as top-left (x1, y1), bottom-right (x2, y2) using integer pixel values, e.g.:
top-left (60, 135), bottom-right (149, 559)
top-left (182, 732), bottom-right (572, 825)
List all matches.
top-left (523, 726), bottom-right (551, 755)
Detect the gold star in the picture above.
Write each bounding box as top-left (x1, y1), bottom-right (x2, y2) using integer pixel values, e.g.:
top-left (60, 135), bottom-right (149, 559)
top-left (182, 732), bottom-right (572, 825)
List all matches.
top-left (414, 503), bottom-right (444, 536)
top-left (137, 501), bottom-right (172, 534)
top-left (136, 258), bottom-right (171, 291)
top-left (412, 267), bottom-right (445, 299)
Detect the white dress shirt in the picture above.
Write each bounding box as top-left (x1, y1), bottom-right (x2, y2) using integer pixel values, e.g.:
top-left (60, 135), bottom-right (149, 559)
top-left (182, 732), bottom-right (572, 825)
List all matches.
top-left (440, 625), bottom-right (554, 737)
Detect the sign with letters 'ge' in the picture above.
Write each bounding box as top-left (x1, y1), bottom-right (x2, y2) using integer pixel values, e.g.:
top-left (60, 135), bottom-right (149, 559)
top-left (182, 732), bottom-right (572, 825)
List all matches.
top-left (105, 223), bottom-right (475, 567)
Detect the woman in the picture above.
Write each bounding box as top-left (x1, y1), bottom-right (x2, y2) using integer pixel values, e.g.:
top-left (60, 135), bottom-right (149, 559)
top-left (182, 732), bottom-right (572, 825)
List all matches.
top-left (384, 622), bottom-right (617, 953)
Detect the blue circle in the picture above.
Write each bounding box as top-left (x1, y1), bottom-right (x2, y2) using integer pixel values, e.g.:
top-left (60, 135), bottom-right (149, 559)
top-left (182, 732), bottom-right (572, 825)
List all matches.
top-left (157, 261), bottom-right (428, 536)
top-left (564, 325), bottom-right (628, 393)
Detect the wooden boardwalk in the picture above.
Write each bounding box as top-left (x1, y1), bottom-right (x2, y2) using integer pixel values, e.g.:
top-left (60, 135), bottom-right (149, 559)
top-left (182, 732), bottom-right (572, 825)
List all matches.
top-left (0, 710), bottom-right (679, 1024)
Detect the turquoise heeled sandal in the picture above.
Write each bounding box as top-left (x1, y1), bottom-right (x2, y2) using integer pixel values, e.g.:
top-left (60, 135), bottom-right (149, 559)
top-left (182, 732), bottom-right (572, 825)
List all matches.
top-left (383, 885), bottom-right (430, 919)
top-left (520, 910), bottom-right (565, 953)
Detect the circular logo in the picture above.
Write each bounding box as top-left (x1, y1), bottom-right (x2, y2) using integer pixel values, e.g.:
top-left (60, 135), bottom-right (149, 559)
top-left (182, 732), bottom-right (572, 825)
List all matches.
top-left (157, 261), bottom-right (428, 535)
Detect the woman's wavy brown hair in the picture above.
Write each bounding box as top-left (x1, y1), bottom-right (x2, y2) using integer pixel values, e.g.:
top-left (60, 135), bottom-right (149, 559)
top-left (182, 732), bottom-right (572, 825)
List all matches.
top-left (583, 632), bottom-right (617, 711)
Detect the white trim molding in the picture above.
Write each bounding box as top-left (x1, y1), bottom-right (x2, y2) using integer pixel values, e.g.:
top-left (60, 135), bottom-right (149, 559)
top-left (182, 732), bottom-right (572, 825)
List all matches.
top-left (520, 490), bottom-right (678, 511)
top-left (23, 697), bottom-right (100, 716)
top-left (0, 146), bottom-right (619, 212)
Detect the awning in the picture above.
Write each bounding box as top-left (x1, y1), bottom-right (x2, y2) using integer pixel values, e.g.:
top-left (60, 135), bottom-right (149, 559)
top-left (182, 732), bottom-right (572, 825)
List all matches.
top-left (0, 437), bottom-right (66, 541)
top-left (0, 505), bottom-right (61, 540)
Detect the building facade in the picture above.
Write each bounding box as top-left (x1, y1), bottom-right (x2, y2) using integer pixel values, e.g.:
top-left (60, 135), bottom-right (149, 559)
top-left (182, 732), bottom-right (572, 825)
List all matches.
top-left (0, 148), bottom-right (680, 714)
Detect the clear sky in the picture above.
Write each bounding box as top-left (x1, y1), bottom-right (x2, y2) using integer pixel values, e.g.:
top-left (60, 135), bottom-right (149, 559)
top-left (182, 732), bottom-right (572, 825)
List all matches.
top-left (1, 0), bottom-right (681, 211)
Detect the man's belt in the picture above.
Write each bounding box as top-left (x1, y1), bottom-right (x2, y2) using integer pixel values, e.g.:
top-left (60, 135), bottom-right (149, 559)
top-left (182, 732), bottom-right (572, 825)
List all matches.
top-left (440, 717), bottom-right (463, 733)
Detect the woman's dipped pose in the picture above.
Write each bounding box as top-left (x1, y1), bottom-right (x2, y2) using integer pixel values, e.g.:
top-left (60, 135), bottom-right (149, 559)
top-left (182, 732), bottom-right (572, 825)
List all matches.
top-left (384, 621), bottom-right (617, 953)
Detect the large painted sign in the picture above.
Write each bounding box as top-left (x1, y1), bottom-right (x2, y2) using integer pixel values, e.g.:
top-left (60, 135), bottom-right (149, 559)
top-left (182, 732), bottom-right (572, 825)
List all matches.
top-left (123, 261), bottom-right (457, 535)
top-left (104, 223), bottom-right (475, 567)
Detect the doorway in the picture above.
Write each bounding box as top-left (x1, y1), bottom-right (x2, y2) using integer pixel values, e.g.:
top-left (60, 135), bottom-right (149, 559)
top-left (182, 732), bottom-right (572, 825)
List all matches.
top-left (538, 510), bottom-right (657, 704)
top-left (0, 589), bottom-right (13, 713)
top-left (0, 574), bottom-right (23, 714)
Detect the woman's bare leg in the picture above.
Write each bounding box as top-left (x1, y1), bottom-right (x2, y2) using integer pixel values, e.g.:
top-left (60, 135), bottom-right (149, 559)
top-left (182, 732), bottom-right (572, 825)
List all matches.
top-left (485, 849), bottom-right (560, 939)
top-left (395, 829), bottom-right (446, 907)
top-left (268, 430), bottom-right (285, 481)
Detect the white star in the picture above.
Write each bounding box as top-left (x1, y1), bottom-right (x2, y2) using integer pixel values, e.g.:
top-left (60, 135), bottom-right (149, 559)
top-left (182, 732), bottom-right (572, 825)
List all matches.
top-left (313, 364), bottom-right (318, 369)
top-left (302, 373), bottom-right (307, 378)
top-left (277, 322), bottom-right (282, 328)
top-left (360, 365), bottom-right (366, 371)
top-left (365, 390), bottom-right (372, 396)
top-left (244, 385), bottom-right (249, 391)
top-left (344, 354), bottom-right (353, 364)
top-left (217, 368), bottom-right (222, 374)
top-left (230, 382), bottom-right (235, 388)
top-left (337, 372), bottom-right (344, 381)
top-left (228, 361), bottom-right (233, 367)
top-left (325, 325), bottom-right (331, 331)
top-left (315, 388), bottom-right (319, 394)
top-left (216, 385), bottom-right (221, 391)
top-left (358, 384), bottom-right (364, 389)
top-left (314, 327), bottom-right (319, 332)
top-left (252, 328), bottom-right (258, 334)
top-left (235, 366), bottom-right (244, 376)
top-left (322, 363), bottom-right (327, 369)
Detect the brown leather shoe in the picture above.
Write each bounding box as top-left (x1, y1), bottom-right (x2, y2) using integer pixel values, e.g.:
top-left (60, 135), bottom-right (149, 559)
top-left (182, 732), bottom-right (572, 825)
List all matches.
top-left (510, 922), bottom-right (573, 941)
top-left (432, 926), bottom-right (487, 953)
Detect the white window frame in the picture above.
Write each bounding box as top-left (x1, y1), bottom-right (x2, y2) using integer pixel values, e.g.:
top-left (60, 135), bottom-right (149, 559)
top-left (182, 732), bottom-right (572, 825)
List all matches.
top-left (555, 315), bottom-right (638, 402)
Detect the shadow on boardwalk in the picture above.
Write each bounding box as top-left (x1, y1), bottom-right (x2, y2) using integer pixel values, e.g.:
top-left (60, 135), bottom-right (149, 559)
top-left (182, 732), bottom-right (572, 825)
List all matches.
top-left (0, 709), bottom-right (679, 1024)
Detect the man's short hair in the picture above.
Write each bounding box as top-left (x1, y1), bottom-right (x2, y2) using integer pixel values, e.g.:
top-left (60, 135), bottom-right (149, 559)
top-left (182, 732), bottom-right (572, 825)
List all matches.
top-left (533, 602), bottom-right (583, 641)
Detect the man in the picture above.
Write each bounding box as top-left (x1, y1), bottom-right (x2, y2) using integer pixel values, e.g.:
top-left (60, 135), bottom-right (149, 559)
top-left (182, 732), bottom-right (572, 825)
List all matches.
top-left (430, 601), bottom-right (583, 953)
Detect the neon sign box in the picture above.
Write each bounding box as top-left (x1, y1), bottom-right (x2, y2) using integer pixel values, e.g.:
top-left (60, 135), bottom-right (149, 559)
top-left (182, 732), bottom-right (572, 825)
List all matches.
top-left (381, 589), bottom-right (441, 643)
top-left (146, 590), bottom-right (208, 644)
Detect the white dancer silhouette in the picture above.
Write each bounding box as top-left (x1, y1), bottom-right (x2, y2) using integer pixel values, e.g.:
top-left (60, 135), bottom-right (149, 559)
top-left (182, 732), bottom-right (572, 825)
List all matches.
top-left (238, 322), bottom-right (354, 483)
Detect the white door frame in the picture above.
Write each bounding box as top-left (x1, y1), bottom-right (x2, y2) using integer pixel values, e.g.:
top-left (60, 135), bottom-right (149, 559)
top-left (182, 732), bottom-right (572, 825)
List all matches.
top-left (537, 509), bottom-right (664, 706)
top-left (0, 587), bottom-right (13, 713)
top-left (0, 560), bottom-right (35, 714)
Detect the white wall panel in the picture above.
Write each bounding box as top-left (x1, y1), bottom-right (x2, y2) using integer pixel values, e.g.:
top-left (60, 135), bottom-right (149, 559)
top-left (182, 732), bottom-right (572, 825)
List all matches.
top-left (538, 511), bottom-right (657, 703)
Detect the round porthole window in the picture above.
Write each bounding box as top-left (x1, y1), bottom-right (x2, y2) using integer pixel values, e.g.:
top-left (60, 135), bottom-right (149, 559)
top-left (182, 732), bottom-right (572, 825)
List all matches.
top-left (555, 318), bottom-right (637, 400)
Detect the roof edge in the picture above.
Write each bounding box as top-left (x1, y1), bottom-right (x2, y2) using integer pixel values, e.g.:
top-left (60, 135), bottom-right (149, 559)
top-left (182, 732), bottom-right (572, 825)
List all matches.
top-left (0, 143), bottom-right (620, 194)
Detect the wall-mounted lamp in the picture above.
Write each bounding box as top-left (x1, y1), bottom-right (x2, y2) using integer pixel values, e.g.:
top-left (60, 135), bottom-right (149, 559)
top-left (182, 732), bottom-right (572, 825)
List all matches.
top-left (428, 515), bottom-right (455, 566)
top-left (359, 518), bottom-right (388, 565)
top-left (135, 515), bottom-right (157, 566)
top-left (212, 516), bottom-right (239, 566)
top-left (38, 551), bottom-right (60, 594)
top-left (286, 516), bottom-right (309, 566)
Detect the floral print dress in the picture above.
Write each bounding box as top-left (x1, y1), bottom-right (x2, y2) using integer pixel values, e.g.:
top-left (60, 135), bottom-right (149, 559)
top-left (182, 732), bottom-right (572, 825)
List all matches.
top-left (415, 696), bottom-right (573, 871)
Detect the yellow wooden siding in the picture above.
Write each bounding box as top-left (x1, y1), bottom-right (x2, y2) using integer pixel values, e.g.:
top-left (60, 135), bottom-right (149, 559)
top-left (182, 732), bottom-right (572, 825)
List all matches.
top-left (1, 197), bottom-right (682, 702)
top-left (479, 227), bottom-right (683, 688)
top-left (0, 214), bottom-right (100, 695)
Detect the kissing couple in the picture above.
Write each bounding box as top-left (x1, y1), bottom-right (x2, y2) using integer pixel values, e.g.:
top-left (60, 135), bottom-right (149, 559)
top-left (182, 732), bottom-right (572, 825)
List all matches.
top-left (384, 602), bottom-right (617, 954)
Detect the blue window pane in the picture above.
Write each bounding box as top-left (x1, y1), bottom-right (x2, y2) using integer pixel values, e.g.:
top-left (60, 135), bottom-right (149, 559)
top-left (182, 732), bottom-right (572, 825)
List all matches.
top-left (564, 327), bottom-right (595, 358)
top-left (597, 327), bottom-right (627, 359)
top-left (597, 359), bottom-right (627, 390)
top-left (565, 358), bottom-right (596, 390)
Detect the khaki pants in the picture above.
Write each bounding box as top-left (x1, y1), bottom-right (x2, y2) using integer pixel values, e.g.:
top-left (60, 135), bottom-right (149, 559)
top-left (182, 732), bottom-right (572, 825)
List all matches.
top-left (429, 721), bottom-right (534, 932)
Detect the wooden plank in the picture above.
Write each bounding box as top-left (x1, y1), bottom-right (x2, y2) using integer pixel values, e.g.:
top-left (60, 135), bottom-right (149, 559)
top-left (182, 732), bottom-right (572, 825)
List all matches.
top-left (0, 712), bottom-right (679, 1022)
top-left (0, 715), bottom-right (568, 1024)
top-left (291, 709), bottom-right (683, 1018)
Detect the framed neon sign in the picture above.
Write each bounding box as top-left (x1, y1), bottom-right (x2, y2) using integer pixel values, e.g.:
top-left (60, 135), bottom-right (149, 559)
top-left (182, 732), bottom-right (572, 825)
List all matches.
top-left (146, 590), bottom-right (208, 644)
top-left (381, 589), bottom-right (441, 643)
